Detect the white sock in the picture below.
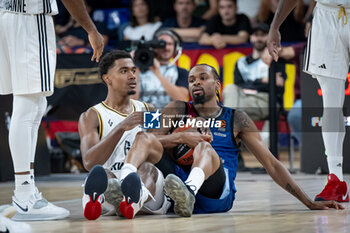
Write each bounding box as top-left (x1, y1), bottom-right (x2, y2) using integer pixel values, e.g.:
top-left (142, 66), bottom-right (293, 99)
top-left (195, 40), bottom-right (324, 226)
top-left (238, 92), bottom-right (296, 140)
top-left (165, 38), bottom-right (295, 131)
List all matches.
top-left (317, 76), bottom-right (345, 182)
top-left (14, 174), bottom-right (35, 201)
top-left (185, 167), bottom-right (205, 195)
top-left (327, 156), bottom-right (343, 181)
top-left (120, 163), bottom-right (137, 180)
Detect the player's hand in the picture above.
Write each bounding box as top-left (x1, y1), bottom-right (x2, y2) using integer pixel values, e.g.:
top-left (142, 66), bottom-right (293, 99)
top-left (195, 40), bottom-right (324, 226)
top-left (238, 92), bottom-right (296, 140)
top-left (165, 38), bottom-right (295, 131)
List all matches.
top-left (181, 132), bottom-right (212, 148)
top-left (307, 201), bottom-right (344, 210)
top-left (267, 27), bottom-right (281, 62)
top-left (119, 112), bottom-right (143, 131)
top-left (262, 47), bottom-right (273, 67)
top-left (88, 30), bottom-right (104, 62)
top-left (195, 117), bottom-right (213, 142)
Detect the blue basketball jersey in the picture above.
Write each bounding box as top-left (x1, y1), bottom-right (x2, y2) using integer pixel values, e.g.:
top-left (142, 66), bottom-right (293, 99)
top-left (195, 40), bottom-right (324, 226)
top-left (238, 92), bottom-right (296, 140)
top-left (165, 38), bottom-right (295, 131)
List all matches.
top-left (175, 102), bottom-right (240, 213)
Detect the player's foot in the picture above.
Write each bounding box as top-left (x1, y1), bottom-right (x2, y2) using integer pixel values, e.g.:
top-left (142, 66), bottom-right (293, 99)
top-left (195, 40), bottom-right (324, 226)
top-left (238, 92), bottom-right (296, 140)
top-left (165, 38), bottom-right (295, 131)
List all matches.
top-left (82, 165), bottom-right (108, 220)
top-left (0, 215), bottom-right (32, 233)
top-left (104, 178), bottom-right (123, 216)
top-left (118, 172), bottom-right (150, 219)
top-left (315, 173), bottom-right (349, 202)
top-left (164, 174), bottom-right (195, 217)
top-left (12, 188), bottom-right (70, 221)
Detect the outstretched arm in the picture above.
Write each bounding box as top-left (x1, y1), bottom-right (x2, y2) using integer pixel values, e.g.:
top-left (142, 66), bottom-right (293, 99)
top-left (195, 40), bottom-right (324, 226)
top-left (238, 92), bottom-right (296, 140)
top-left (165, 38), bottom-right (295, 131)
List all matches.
top-left (235, 110), bottom-right (343, 210)
top-left (61, 0), bottom-right (104, 62)
top-left (267, 0), bottom-right (298, 61)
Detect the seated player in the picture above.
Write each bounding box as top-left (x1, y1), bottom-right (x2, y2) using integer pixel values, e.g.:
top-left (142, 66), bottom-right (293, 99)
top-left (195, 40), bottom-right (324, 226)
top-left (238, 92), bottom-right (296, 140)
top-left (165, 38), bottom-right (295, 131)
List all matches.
top-left (149, 64), bottom-right (343, 217)
top-left (78, 50), bottom-right (170, 220)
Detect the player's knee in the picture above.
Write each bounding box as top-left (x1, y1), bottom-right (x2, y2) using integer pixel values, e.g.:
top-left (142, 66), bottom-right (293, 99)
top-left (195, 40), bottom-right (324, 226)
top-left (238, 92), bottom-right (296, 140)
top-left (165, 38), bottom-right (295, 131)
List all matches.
top-left (194, 141), bottom-right (220, 164)
top-left (136, 132), bottom-right (161, 150)
top-left (135, 131), bottom-right (153, 144)
top-left (194, 141), bottom-right (212, 154)
top-left (12, 94), bottom-right (47, 119)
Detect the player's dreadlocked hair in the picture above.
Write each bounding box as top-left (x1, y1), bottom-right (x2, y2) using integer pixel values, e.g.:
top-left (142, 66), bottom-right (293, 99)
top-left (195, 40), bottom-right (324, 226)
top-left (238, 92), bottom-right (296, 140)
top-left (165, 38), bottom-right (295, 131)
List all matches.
top-left (193, 64), bottom-right (222, 104)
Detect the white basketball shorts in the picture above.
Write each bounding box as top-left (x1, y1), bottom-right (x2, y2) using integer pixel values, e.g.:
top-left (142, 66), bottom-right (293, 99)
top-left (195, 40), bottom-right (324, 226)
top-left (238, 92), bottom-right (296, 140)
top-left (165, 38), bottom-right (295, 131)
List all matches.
top-left (0, 11), bottom-right (56, 96)
top-left (304, 3), bottom-right (350, 80)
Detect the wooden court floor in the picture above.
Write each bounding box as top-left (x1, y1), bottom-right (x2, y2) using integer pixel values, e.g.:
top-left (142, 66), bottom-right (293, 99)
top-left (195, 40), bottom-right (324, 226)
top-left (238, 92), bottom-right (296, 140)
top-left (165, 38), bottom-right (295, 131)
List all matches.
top-left (1, 151), bottom-right (350, 233)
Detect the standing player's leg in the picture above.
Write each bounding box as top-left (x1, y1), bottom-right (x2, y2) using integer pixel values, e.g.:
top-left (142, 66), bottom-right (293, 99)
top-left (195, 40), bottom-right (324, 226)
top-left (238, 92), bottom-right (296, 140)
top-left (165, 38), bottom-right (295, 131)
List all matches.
top-left (315, 76), bottom-right (349, 202)
top-left (303, 3), bottom-right (349, 202)
top-left (5, 13), bottom-right (69, 220)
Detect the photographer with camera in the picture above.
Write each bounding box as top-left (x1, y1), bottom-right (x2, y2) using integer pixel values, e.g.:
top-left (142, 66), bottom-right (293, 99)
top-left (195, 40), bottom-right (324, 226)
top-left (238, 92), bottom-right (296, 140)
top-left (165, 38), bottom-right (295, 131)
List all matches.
top-left (132, 29), bottom-right (189, 110)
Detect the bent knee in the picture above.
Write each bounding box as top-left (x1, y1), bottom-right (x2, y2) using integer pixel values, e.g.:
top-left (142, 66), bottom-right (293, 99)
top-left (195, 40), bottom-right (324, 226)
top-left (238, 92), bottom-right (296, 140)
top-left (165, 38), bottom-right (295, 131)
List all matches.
top-left (196, 141), bottom-right (212, 151)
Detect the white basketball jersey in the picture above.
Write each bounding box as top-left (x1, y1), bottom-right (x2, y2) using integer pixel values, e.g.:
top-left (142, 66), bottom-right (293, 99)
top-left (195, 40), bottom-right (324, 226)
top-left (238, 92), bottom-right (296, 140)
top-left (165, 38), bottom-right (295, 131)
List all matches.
top-left (316, 0), bottom-right (350, 7)
top-left (91, 100), bottom-right (150, 178)
top-left (0, 0), bottom-right (58, 15)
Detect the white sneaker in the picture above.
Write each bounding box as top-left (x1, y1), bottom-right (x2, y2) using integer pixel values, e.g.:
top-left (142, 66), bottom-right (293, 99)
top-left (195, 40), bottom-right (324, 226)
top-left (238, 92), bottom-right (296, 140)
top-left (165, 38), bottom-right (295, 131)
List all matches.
top-left (82, 165), bottom-right (108, 220)
top-left (12, 189), bottom-right (70, 221)
top-left (0, 215), bottom-right (31, 233)
top-left (118, 172), bottom-right (153, 219)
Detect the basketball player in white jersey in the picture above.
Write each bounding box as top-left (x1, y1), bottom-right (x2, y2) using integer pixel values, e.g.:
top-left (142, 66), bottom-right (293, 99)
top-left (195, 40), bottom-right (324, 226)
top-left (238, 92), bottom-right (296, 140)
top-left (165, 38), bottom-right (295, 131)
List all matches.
top-left (0, 0), bottom-right (104, 224)
top-left (267, 0), bottom-right (349, 202)
top-left (78, 50), bottom-right (170, 220)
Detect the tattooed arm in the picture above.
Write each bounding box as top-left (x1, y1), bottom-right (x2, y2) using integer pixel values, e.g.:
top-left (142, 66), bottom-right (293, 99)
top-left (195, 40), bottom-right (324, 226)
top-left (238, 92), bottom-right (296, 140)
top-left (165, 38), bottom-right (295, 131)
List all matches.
top-left (235, 110), bottom-right (343, 210)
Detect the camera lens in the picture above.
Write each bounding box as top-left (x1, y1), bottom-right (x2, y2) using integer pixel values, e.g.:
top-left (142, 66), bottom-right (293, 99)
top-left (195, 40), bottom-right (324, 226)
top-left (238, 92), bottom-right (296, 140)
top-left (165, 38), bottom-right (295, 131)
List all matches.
top-left (139, 52), bottom-right (150, 63)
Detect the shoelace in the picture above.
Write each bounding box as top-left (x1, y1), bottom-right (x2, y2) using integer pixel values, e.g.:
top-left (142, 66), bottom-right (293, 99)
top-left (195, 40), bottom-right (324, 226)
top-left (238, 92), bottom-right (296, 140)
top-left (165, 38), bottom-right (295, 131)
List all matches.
top-left (338, 6), bottom-right (348, 25)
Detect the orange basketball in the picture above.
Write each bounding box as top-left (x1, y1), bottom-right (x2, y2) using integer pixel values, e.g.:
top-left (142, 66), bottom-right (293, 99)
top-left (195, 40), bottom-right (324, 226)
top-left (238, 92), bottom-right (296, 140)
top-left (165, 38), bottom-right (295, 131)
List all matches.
top-left (172, 126), bottom-right (195, 166)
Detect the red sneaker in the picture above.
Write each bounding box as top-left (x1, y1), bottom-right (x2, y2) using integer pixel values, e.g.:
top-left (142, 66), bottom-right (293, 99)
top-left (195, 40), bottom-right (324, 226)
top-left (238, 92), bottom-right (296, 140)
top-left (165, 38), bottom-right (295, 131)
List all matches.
top-left (315, 174), bottom-right (349, 202)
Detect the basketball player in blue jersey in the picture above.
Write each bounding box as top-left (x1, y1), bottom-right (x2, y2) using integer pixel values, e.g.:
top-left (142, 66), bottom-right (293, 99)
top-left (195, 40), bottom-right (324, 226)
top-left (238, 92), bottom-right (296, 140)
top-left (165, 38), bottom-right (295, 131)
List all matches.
top-left (78, 50), bottom-right (171, 220)
top-left (150, 64), bottom-right (343, 217)
top-left (0, 0), bottom-right (104, 225)
top-left (267, 0), bottom-right (349, 203)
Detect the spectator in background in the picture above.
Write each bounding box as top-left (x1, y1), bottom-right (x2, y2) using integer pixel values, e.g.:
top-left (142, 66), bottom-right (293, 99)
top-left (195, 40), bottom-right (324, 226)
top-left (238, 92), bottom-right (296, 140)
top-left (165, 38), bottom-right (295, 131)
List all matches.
top-left (132, 29), bottom-right (189, 110)
top-left (193, 0), bottom-right (218, 20)
top-left (257, 0), bottom-right (306, 42)
top-left (162, 0), bottom-right (206, 42)
top-left (122, 0), bottom-right (162, 40)
top-left (199, 0), bottom-right (251, 49)
top-left (223, 23), bottom-right (286, 122)
top-left (55, 1), bottom-right (109, 48)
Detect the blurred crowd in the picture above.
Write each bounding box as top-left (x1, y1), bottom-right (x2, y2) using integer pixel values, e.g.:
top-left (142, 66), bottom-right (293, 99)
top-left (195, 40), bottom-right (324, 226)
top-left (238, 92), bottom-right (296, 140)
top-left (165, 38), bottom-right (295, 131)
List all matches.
top-left (54, 0), bottom-right (314, 51)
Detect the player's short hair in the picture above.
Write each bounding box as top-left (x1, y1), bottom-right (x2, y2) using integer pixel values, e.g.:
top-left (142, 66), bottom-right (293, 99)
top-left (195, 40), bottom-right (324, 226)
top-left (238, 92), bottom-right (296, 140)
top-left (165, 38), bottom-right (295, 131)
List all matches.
top-left (99, 50), bottom-right (133, 80)
top-left (193, 64), bottom-right (220, 82)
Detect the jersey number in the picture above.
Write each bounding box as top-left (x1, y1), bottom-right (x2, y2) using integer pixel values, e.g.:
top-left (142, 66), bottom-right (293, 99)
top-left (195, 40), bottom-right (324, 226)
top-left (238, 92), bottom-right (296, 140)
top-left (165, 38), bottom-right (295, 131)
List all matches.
top-left (124, 140), bottom-right (131, 156)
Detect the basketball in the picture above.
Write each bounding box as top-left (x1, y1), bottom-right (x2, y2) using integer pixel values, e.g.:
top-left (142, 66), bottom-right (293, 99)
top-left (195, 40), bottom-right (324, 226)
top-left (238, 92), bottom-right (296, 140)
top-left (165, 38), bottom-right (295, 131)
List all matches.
top-left (172, 126), bottom-right (196, 166)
